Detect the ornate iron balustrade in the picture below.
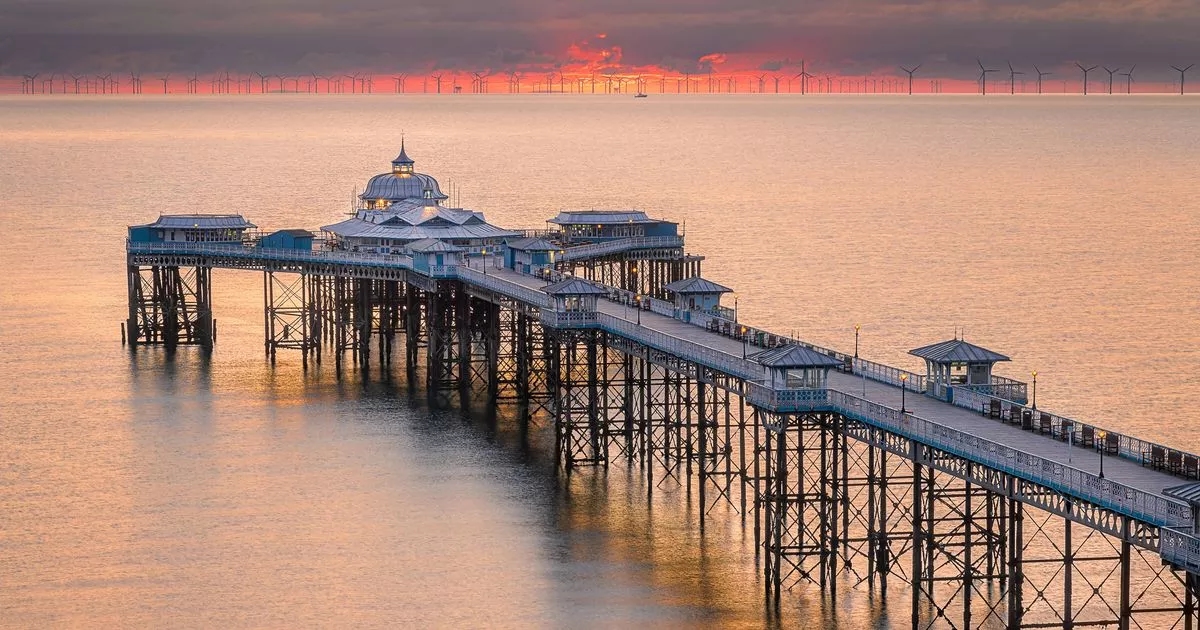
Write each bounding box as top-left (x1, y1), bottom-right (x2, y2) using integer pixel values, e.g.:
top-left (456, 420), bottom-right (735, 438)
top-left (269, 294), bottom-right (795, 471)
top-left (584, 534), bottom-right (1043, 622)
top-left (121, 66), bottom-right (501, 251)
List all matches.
top-left (595, 313), bottom-right (766, 382)
top-left (825, 389), bottom-right (1192, 529)
top-left (1160, 528), bottom-right (1200, 573)
top-left (539, 309), bottom-right (600, 328)
top-left (948, 380), bottom-right (1200, 478)
top-left (455, 267), bottom-right (551, 308)
top-left (128, 240), bottom-right (415, 269)
top-left (852, 357), bottom-right (928, 393)
top-left (744, 382), bottom-right (829, 411)
top-left (558, 236), bottom-right (684, 261)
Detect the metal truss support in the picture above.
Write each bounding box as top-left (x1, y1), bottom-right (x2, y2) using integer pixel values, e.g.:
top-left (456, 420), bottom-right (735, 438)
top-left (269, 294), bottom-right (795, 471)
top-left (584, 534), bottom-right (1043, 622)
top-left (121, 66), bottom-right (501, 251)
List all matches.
top-left (263, 269), bottom-right (317, 366)
top-left (550, 329), bottom-right (605, 471)
top-left (127, 264), bottom-right (213, 349)
top-left (425, 282), bottom-right (460, 395)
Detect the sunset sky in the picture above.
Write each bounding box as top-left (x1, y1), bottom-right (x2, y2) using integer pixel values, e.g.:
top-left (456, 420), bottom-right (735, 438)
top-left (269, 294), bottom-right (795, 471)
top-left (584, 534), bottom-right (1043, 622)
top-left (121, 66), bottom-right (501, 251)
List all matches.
top-left (2, 0), bottom-right (1199, 86)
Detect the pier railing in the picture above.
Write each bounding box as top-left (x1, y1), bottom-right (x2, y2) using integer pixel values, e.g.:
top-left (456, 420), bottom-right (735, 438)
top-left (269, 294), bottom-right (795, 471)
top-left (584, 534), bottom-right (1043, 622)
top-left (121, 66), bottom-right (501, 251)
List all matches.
top-left (456, 267), bottom-right (551, 308)
top-left (948, 385), bottom-right (1200, 478)
top-left (128, 241), bottom-right (416, 269)
top-left (852, 358), bottom-right (928, 393)
top-left (597, 313), bottom-right (766, 382)
top-left (559, 236), bottom-right (684, 262)
top-left (1160, 529), bottom-right (1200, 573)
top-left (825, 389), bottom-right (1193, 529)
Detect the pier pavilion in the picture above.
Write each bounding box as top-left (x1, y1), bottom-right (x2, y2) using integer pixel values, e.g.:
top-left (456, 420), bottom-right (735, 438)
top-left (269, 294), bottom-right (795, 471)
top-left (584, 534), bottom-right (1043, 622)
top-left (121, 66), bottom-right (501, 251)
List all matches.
top-left (124, 145), bottom-right (1200, 629)
top-left (321, 146), bottom-right (518, 254)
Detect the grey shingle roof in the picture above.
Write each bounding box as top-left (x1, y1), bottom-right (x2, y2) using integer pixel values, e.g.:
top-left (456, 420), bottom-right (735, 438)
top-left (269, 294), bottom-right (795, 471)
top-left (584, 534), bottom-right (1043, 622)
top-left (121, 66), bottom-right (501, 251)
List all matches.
top-left (664, 276), bottom-right (733, 294)
top-left (548, 210), bottom-right (663, 225)
top-left (1164, 482), bottom-right (1200, 505)
top-left (505, 237), bottom-right (561, 251)
top-left (750, 345), bottom-right (843, 368)
top-left (407, 238), bottom-right (463, 253)
top-left (143, 214), bottom-right (256, 229)
top-left (909, 339), bottom-right (1010, 364)
top-left (543, 277), bottom-right (608, 296)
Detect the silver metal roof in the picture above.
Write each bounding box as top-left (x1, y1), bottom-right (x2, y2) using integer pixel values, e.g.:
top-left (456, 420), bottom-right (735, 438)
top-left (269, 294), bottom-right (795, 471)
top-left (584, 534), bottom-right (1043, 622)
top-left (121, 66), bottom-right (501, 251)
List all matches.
top-left (751, 345), bottom-right (843, 369)
top-left (505, 237), bottom-right (560, 251)
top-left (142, 214), bottom-right (256, 229)
top-left (361, 172), bottom-right (448, 201)
top-left (268, 228), bottom-right (314, 238)
top-left (543, 277), bottom-right (608, 296)
top-left (664, 276), bottom-right (733, 294)
top-left (392, 141), bottom-right (414, 165)
top-left (909, 339), bottom-right (1011, 364)
top-left (548, 210), bottom-right (666, 225)
top-left (1164, 482), bottom-right (1200, 505)
top-left (407, 238), bottom-right (463, 253)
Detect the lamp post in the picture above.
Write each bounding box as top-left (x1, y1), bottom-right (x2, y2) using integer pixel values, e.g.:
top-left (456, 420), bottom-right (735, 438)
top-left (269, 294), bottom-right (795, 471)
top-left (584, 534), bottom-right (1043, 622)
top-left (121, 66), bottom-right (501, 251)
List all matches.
top-left (854, 324), bottom-right (860, 358)
top-left (741, 325), bottom-right (748, 359)
top-left (630, 263), bottom-right (638, 293)
top-left (481, 248), bottom-right (487, 275)
top-left (635, 295), bottom-right (642, 325)
top-left (734, 296), bottom-right (739, 323)
top-left (900, 373), bottom-right (908, 413)
top-left (1097, 430), bottom-right (1106, 479)
top-left (1031, 370), bottom-right (1037, 409)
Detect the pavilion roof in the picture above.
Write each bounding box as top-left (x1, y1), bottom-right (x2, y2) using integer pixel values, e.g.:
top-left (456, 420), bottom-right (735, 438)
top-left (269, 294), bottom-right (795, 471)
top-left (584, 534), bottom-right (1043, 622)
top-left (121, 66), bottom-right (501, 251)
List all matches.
top-left (909, 339), bottom-right (1010, 364)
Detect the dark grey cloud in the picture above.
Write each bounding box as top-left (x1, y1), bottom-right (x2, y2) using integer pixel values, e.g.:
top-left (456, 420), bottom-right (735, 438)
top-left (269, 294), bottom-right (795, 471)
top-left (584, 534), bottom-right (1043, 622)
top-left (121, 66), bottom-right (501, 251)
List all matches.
top-left (1, 0), bottom-right (1198, 78)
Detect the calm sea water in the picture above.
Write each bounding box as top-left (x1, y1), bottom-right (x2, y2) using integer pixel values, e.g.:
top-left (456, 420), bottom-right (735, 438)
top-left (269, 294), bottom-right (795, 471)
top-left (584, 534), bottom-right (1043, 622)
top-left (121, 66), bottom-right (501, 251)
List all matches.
top-left (1, 94), bottom-right (1198, 627)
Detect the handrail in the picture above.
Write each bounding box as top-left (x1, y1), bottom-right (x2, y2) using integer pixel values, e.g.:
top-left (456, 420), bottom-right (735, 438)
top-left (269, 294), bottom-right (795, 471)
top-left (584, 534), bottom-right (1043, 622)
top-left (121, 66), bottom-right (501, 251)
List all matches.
top-left (824, 389), bottom-right (1192, 529)
top-left (559, 236), bottom-right (684, 261)
top-left (948, 384), bottom-right (1200, 473)
top-left (852, 357), bottom-right (928, 392)
top-left (596, 313), bottom-right (766, 382)
top-left (128, 240), bottom-right (415, 269)
top-left (456, 266), bottom-right (552, 308)
top-left (1160, 528), bottom-right (1200, 573)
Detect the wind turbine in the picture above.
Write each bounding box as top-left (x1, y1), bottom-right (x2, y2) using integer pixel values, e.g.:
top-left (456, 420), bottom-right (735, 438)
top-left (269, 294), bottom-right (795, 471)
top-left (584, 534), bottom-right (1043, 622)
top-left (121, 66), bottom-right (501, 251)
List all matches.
top-left (1120, 65), bottom-right (1135, 94)
top-left (1171, 64), bottom-right (1193, 95)
top-left (1033, 65), bottom-right (1050, 94)
top-left (159, 75), bottom-right (169, 94)
top-left (1007, 62), bottom-right (1024, 94)
top-left (1075, 63), bottom-right (1097, 95)
top-left (1103, 66), bottom-right (1120, 94)
top-left (432, 73), bottom-right (443, 94)
top-left (70, 74), bottom-right (82, 94)
top-left (797, 60), bottom-right (814, 95)
top-left (977, 59), bottom-right (997, 95)
top-left (899, 64), bottom-right (921, 95)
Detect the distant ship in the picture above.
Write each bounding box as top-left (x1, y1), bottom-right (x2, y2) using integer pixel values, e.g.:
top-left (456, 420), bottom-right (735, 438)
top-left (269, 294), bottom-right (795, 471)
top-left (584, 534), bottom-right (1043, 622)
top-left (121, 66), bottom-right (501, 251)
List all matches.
top-left (634, 92), bottom-right (648, 98)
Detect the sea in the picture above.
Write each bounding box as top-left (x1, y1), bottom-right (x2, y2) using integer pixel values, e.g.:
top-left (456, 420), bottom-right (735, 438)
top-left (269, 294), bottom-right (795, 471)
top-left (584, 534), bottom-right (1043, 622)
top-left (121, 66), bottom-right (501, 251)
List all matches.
top-left (1, 94), bottom-right (1198, 627)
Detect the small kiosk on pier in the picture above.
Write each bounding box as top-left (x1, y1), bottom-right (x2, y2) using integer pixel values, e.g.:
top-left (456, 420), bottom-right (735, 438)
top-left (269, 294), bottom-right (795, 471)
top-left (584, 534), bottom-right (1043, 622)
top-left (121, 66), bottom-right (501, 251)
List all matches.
top-left (548, 210), bottom-right (678, 245)
top-left (752, 345), bottom-right (843, 390)
top-left (542, 277), bottom-right (607, 327)
top-left (503, 238), bottom-right (560, 274)
top-left (663, 276), bottom-right (732, 312)
top-left (129, 214), bottom-right (255, 244)
top-left (909, 338), bottom-right (1020, 403)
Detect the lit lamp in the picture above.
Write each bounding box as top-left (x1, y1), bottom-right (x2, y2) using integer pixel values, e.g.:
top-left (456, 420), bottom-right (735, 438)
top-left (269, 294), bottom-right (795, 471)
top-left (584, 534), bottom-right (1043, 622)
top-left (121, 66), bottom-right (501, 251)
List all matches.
top-left (635, 295), bottom-right (642, 325)
top-left (481, 248), bottom-right (487, 275)
top-left (741, 325), bottom-right (748, 359)
top-left (854, 324), bottom-right (861, 359)
top-left (900, 373), bottom-right (908, 414)
top-left (1031, 371), bottom-right (1038, 409)
top-left (1097, 430), bottom-right (1106, 479)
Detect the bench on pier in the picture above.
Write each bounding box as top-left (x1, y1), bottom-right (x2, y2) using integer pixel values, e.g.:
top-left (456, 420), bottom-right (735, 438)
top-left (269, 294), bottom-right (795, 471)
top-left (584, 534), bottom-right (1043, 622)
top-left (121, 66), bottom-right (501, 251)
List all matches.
top-left (1102, 432), bottom-right (1119, 455)
top-left (983, 399), bottom-right (1001, 419)
top-left (1009, 404), bottom-right (1024, 426)
top-left (1143, 446), bottom-right (1166, 470)
top-left (1080, 426), bottom-right (1095, 448)
top-left (1057, 419), bottom-right (1074, 441)
top-left (1037, 412), bottom-right (1052, 435)
top-left (1186, 455), bottom-right (1199, 479)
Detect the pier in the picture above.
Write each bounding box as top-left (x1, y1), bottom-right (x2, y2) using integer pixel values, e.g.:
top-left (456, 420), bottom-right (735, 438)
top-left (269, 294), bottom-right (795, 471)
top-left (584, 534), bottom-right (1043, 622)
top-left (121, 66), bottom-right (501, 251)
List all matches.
top-left (125, 147), bottom-right (1200, 628)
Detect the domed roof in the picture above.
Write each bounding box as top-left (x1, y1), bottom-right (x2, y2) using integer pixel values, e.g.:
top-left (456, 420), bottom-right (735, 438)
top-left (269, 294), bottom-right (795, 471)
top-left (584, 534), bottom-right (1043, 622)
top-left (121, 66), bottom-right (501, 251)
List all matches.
top-left (361, 144), bottom-right (448, 202)
top-left (362, 172), bottom-right (447, 202)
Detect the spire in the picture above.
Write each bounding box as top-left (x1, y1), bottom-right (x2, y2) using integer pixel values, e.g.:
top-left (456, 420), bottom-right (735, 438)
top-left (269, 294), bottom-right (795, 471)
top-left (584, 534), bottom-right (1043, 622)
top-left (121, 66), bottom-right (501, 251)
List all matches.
top-left (391, 138), bottom-right (415, 174)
